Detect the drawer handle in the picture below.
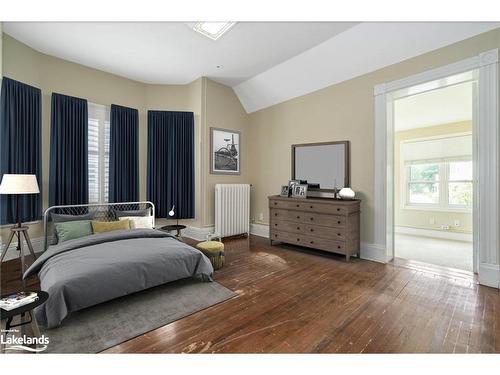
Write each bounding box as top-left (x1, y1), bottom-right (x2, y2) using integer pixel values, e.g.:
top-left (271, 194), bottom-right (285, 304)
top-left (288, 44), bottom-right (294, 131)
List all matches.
top-left (297, 238), bottom-right (300, 242)
top-left (274, 202), bottom-right (277, 205)
top-left (310, 241), bottom-right (314, 244)
top-left (337, 233), bottom-right (341, 236)
top-left (310, 228), bottom-right (314, 232)
top-left (310, 217), bottom-right (314, 221)
top-left (296, 216), bottom-right (300, 219)
top-left (337, 246), bottom-right (341, 249)
top-left (337, 221), bottom-right (341, 224)
top-left (310, 205), bottom-right (313, 209)
top-left (296, 226), bottom-right (300, 230)
top-left (296, 204), bottom-right (300, 207)
top-left (274, 223), bottom-right (278, 226)
top-left (337, 208), bottom-right (341, 211)
top-left (274, 234), bottom-right (278, 238)
top-left (275, 213), bottom-right (278, 216)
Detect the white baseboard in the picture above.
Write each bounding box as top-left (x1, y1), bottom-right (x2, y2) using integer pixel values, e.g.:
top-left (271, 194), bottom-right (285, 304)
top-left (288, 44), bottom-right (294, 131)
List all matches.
top-left (360, 242), bottom-right (388, 263)
top-left (395, 226), bottom-right (472, 242)
top-left (479, 263), bottom-right (500, 289)
top-left (250, 223), bottom-right (269, 238)
top-left (183, 226), bottom-right (214, 241)
top-left (1, 236), bottom-right (46, 262)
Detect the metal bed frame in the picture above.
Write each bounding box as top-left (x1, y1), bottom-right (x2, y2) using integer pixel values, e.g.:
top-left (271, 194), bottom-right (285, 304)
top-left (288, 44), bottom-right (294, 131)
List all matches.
top-left (43, 201), bottom-right (155, 251)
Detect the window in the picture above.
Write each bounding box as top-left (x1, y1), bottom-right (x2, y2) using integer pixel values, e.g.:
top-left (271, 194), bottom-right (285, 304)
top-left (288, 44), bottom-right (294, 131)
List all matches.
top-left (405, 159), bottom-right (472, 210)
top-left (88, 103), bottom-right (110, 204)
top-left (407, 163), bottom-right (439, 204)
top-left (448, 160), bottom-right (473, 206)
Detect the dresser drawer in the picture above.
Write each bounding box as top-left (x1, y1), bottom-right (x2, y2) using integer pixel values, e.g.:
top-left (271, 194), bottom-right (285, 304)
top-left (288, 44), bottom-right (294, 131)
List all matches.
top-left (307, 236), bottom-right (346, 254)
top-left (269, 199), bottom-right (348, 215)
top-left (270, 230), bottom-right (346, 254)
top-left (270, 209), bottom-right (306, 223)
top-left (301, 212), bottom-right (346, 227)
top-left (270, 220), bottom-right (305, 234)
top-left (303, 202), bottom-right (347, 215)
top-left (269, 199), bottom-right (308, 211)
top-left (304, 224), bottom-right (346, 240)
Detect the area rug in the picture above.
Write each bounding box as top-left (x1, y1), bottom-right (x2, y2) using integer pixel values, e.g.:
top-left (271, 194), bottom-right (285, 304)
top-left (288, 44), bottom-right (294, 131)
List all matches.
top-left (40, 278), bottom-right (236, 353)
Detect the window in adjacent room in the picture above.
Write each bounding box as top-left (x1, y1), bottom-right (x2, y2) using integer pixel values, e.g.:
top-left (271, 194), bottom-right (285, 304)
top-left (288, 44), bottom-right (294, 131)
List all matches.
top-left (402, 134), bottom-right (472, 211)
top-left (405, 158), bottom-right (472, 210)
top-left (407, 162), bottom-right (440, 204)
top-left (88, 103), bottom-right (110, 204)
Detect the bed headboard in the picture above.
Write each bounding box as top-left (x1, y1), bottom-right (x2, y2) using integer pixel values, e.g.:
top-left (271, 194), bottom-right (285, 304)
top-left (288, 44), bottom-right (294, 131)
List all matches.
top-left (43, 201), bottom-right (155, 251)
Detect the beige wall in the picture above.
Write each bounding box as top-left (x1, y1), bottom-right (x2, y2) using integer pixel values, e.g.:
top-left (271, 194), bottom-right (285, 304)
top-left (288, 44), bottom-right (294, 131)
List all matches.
top-left (394, 121), bottom-right (473, 234)
top-left (1, 35), bottom-right (247, 246)
top-left (203, 79), bottom-right (249, 227)
top-left (247, 27), bottom-right (500, 244)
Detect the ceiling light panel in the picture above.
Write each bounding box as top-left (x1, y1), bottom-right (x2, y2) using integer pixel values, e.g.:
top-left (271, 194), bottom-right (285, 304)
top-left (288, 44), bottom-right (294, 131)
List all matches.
top-left (191, 22), bottom-right (236, 40)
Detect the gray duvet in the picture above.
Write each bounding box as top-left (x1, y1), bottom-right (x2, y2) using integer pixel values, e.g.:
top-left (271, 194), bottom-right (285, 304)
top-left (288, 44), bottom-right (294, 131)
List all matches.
top-left (23, 229), bottom-right (214, 328)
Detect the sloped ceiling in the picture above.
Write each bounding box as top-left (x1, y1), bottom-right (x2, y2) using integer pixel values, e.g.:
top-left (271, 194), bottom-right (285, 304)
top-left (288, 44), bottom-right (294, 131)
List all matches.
top-left (234, 22), bottom-right (500, 113)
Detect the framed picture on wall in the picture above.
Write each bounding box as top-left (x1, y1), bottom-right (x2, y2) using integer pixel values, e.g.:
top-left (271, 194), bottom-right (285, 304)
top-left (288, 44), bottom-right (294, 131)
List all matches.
top-left (210, 127), bottom-right (241, 175)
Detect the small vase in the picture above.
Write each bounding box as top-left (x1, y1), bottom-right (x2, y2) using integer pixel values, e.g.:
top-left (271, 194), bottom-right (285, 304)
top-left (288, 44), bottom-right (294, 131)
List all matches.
top-left (338, 187), bottom-right (355, 200)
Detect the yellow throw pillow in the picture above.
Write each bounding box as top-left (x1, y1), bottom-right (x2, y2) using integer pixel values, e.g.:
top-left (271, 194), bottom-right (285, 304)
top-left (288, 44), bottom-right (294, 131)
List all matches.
top-left (91, 219), bottom-right (130, 234)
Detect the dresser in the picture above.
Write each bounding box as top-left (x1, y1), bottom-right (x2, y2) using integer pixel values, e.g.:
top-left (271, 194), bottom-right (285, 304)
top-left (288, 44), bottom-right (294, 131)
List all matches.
top-left (268, 195), bottom-right (361, 261)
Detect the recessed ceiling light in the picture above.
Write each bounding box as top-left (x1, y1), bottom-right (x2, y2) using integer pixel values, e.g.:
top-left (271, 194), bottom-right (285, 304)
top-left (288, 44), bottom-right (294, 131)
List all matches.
top-left (190, 22), bottom-right (236, 41)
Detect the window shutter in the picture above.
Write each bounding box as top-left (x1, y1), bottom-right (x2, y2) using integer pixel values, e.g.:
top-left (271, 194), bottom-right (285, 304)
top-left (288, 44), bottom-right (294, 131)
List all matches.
top-left (88, 103), bottom-right (111, 204)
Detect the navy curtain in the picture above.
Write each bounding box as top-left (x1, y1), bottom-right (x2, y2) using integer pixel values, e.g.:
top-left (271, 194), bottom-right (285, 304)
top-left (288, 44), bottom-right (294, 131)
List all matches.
top-left (0, 77), bottom-right (42, 224)
top-left (147, 111), bottom-right (194, 218)
top-left (49, 93), bottom-right (88, 206)
top-left (109, 104), bottom-right (139, 202)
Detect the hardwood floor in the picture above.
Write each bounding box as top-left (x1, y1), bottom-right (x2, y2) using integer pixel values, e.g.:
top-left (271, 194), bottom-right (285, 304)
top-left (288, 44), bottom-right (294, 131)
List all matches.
top-left (1, 235), bottom-right (499, 353)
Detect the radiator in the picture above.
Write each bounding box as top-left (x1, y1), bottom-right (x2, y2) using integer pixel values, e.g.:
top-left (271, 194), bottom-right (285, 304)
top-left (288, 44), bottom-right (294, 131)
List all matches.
top-left (215, 184), bottom-right (250, 238)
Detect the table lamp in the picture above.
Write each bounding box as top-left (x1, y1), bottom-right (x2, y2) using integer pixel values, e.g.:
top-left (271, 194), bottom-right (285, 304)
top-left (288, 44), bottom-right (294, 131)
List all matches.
top-left (168, 205), bottom-right (178, 226)
top-left (0, 174), bottom-right (40, 276)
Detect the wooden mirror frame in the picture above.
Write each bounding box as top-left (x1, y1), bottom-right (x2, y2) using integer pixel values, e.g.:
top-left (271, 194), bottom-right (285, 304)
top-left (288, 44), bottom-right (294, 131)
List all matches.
top-left (291, 140), bottom-right (350, 192)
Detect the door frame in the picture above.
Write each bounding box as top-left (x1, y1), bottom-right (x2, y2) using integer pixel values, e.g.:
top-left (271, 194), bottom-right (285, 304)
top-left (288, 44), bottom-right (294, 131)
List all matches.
top-left (373, 49), bottom-right (499, 288)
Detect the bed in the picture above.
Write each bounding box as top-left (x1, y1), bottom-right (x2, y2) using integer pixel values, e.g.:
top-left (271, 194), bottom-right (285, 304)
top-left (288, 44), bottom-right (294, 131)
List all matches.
top-left (23, 202), bottom-right (214, 329)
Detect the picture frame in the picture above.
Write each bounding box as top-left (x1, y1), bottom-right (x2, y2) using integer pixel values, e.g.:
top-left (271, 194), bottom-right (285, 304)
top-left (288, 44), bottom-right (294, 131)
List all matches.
top-left (280, 185), bottom-right (290, 197)
top-left (291, 184), bottom-right (308, 198)
top-left (210, 127), bottom-right (241, 175)
top-left (288, 179), bottom-right (300, 191)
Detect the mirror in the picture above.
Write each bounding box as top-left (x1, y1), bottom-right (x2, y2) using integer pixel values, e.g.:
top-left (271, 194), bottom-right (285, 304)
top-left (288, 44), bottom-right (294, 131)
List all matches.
top-left (292, 141), bottom-right (350, 191)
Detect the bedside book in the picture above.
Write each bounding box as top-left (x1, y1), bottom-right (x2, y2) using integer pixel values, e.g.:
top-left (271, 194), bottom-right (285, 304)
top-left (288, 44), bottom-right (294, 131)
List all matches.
top-left (0, 291), bottom-right (39, 311)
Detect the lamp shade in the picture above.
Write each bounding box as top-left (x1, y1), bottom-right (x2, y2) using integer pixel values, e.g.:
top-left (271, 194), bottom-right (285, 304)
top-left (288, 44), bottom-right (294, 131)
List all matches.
top-left (0, 174), bottom-right (40, 194)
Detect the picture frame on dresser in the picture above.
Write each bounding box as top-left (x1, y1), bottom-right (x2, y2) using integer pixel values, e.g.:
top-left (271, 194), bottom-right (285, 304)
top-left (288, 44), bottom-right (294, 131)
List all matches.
top-left (280, 185), bottom-right (291, 197)
top-left (291, 184), bottom-right (308, 198)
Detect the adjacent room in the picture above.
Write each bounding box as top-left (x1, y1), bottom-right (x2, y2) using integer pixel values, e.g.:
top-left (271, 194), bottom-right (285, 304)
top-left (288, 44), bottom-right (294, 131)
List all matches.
top-left (0, 19), bottom-right (499, 358)
top-left (393, 80), bottom-right (474, 272)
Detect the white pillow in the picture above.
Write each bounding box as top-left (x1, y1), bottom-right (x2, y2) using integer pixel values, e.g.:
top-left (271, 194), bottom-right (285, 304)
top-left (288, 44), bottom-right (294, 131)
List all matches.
top-left (119, 215), bottom-right (153, 229)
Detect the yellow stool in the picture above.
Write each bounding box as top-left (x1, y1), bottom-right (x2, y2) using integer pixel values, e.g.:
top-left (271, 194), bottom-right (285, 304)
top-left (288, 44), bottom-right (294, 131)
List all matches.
top-left (196, 239), bottom-right (225, 270)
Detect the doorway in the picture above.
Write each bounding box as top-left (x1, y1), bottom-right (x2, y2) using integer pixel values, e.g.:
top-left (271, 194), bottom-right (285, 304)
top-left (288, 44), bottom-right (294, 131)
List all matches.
top-left (393, 80), bottom-right (474, 272)
top-left (372, 49), bottom-right (499, 288)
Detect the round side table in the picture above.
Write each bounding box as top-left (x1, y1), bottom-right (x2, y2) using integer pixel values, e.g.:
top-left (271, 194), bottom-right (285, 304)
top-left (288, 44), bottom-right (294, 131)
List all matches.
top-left (160, 224), bottom-right (187, 238)
top-left (1, 291), bottom-right (49, 353)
